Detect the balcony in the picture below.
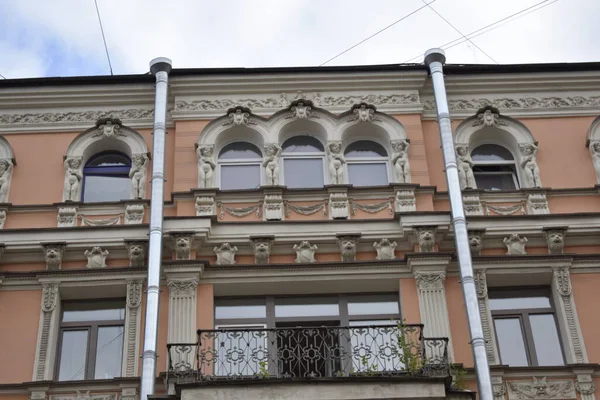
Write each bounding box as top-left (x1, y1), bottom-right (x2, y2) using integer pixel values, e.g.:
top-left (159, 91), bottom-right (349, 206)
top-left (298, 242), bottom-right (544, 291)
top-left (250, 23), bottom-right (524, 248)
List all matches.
top-left (167, 323), bottom-right (450, 387)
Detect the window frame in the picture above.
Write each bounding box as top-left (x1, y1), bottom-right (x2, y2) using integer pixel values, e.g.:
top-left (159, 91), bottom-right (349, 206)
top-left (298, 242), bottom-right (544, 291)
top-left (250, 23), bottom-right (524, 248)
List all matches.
top-left (82, 151), bottom-right (132, 203)
top-left (217, 142), bottom-right (263, 190)
top-left (489, 288), bottom-right (565, 367)
top-left (471, 144), bottom-right (520, 190)
top-left (281, 136), bottom-right (327, 188)
top-left (55, 299), bottom-right (126, 381)
top-left (344, 140), bottom-right (390, 187)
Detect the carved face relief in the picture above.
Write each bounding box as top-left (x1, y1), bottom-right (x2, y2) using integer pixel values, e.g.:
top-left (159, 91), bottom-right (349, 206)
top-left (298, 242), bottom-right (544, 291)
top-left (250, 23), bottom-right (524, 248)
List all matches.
top-left (68, 158), bottom-right (82, 169)
top-left (44, 246), bottom-right (63, 269)
top-left (593, 142), bottom-right (600, 153)
top-left (175, 236), bottom-right (192, 259)
top-left (468, 233), bottom-right (483, 255)
top-left (338, 236), bottom-right (358, 262)
top-left (391, 140), bottom-right (407, 153)
top-left (199, 146), bottom-right (213, 158)
top-left (328, 142), bottom-right (341, 154)
top-left (252, 240), bottom-right (272, 264)
top-left (132, 155), bottom-right (145, 167)
top-left (0, 160), bottom-right (9, 174)
top-left (128, 244), bottom-right (145, 259)
top-left (229, 109), bottom-right (249, 125)
top-left (417, 229), bottom-right (436, 252)
top-left (545, 230), bottom-right (565, 254)
top-left (456, 146), bottom-right (468, 156)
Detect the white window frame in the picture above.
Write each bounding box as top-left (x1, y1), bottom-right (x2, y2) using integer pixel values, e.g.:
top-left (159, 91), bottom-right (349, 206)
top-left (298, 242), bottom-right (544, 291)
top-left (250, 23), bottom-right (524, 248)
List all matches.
top-left (217, 144), bottom-right (263, 190)
top-left (344, 142), bottom-right (390, 187)
top-left (471, 145), bottom-right (520, 190)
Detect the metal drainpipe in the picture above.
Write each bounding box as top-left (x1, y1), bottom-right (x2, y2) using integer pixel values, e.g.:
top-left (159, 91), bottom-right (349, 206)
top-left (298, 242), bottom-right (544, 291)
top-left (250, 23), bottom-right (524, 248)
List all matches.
top-left (424, 48), bottom-right (493, 400)
top-left (140, 57), bottom-right (172, 400)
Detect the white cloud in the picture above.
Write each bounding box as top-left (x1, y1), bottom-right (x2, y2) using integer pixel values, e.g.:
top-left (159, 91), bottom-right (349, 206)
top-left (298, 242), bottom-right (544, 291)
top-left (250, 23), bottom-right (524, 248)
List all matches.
top-left (0, 0), bottom-right (598, 78)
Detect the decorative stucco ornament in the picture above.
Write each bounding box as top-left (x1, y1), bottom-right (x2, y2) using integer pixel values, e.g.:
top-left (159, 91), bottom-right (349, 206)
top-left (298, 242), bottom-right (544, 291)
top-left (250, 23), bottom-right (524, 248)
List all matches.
top-left (62, 157), bottom-right (83, 202)
top-left (349, 103), bottom-right (378, 122)
top-left (544, 229), bottom-right (565, 254)
top-left (289, 100), bottom-right (312, 119)
top-left (173, 235), bottom-right (193, 260)
top-left (124, 204), bottom-right (144, 224)
top-left (44, 244), bottom-right (65, 270)
top-left (214, 243), bottom-right (238, 265)
top-left (455, 145), bottom-right (476, 189)
top-left (415, 226), bottom-right (437, 252)
top-left (84, 246), bottom-right (109, 269)
top-left (223, 106), bottom-right (253, 126)
top-left (0, 159), bottom-right (13, 203)
top-left (468, 231), bottom-right (485, 255)
top-left (129, 153), bottom-right (148, 199)
top-left (337, 235), bottom-right (359, 262)
top-left (391, 139), bottom-right (411, 183)
top-left (589, 140), bottom-right (600, 184)
top-left (374, 238), bottom-right (397, 260)
top-left (262, 143), bottom-right (282, 186)
top-left (293, 241), bottom-right (318, 263)
top-left (507, 377), bottom-right (576, 400)
top-left (326, 142), bottom-right (345, 184)
top-left (473, 106), bottom-right (507, 127)
top-left (252, 238), bottom-right (273, 265)
top-left (127, 242), bottom-right (146, 267)
top-left (503, 233), bottom-right (528, 255)
top-left (196, 145), bottom-right (216, 188)
top-left (519, 143), bottom-right (542, 188)
top-left (92, 117), bottom-right (125, 138)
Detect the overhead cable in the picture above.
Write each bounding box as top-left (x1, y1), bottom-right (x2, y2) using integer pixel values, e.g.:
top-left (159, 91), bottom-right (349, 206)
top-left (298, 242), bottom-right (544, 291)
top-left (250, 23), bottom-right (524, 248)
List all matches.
top-left (320, 0), bottom-right (437, 66)
top-left (94, 0), bottom-right (114, 75)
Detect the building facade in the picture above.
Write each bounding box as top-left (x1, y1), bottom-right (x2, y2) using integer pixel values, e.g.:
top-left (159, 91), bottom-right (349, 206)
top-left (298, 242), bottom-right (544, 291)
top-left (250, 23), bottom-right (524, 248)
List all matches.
top-left (1, 61), bottom-right (600, 400)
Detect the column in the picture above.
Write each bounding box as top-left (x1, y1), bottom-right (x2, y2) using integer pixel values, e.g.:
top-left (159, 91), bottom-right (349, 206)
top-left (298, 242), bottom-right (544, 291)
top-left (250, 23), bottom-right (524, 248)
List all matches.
top-left (574, 369), bottom-right (596, 400)
top-left (409, 256), bottom-right (454, 360)
top-left (33, 282), bottom-right (60, 381)
top-left (167, 275), bottom-right (199, 370)
top-left (122, 280), bottom-right (143, 377)
top-left (475, 269), bottom-right (500, 364)
top-left (552, 266), bottom-right (587, 363)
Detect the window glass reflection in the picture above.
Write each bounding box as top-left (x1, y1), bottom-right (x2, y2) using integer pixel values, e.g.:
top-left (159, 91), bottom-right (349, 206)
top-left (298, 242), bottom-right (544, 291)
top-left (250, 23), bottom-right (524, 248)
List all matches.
top-left (494, 318), bottom-right (529, 366)
top-left (489, 296), bottom-right (551, 310)
top-left (94, 326), bottom-right (124, 379)
top-left (283, 159), bottom-right (324, 188)
top-left (58, 330), bottom-right (89, 381)
top-left (530, 314), bottom-right (564, 366)
top-left (221, 165), bottom-right (261, 190)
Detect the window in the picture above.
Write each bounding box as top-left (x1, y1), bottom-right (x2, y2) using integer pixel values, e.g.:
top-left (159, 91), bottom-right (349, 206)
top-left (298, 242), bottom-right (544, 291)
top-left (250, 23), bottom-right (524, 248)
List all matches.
top-left (82, 152), bottom-right (131, 202)
top-left (56, 301), bottom-right (125, 381)
top-left (344, 141), bottom-right (389, 187)
top-left (489, 289), bottom-right (564, 367)
top-left (212, 294), bottom-right (400, 378)
top-left (282, 136), bottom-right (325, 188)
top-left (218, 142), bottom-right (262, 190)
top-left (471, 144), bottom-right (519, 190)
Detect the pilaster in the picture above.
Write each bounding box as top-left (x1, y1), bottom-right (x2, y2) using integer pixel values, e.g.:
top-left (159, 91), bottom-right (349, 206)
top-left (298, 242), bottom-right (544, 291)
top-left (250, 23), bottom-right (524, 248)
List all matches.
top-left (552, 266), bottom-right (587, 363)
top-left (474, 269), bottom-right (500, 364)
top-left (166, 274), bottom-right (200, 369)
top-left (122, 280), bottom-right (143, 377)
top-left (573, 368), bottom-right (596, 400)
top-left (33, 282), bottom-right (60, 381)
top-left (407, 254), bottom-right (454, 360)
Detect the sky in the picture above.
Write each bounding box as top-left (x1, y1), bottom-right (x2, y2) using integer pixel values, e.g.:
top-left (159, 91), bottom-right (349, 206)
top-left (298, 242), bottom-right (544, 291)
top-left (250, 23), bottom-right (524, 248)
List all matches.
top-left (0, 0), bottom-right (599, 79)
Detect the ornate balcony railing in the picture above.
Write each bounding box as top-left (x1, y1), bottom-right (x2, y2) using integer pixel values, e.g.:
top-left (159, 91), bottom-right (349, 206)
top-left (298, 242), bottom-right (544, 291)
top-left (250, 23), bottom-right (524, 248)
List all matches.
top-left (167, 323), bottom-right (450, 386)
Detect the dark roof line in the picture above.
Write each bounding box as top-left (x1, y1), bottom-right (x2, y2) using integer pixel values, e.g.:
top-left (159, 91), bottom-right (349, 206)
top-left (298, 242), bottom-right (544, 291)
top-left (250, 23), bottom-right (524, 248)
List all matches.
top-left (0, 61), bottom-right (599, 88)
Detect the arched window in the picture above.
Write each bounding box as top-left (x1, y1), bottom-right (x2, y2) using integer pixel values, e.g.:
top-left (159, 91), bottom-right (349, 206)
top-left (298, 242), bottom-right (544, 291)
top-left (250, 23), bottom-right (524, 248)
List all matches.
top-left (344, 140), bottom-right (389, 186)
top-left (218, 142), bottom-right (262, 190)
top-left (282, 136), bottom-right (325, 188)
top-left (83, 152), bottom-right (131, 202)
top-left (471, 144), bottom-right (519, 190)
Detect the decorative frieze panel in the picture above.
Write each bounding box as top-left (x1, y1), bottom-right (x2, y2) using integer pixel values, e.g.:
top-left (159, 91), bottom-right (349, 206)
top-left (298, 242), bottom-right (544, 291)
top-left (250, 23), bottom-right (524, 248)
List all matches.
top-left (394, 189), bottom-right (416, 212)
top-left (552, 267), bottom-right (587, 363)
top-left (217, 202), bottom-right (262, 220)
top-left (463, 193), bottom-right (483, 216)
top-left (493, 376), bottom-right (507, 400)
top-left (57, 207), bottom-right (77, 228)
top-left (264, 193), bottom-right (284, 221)
top-left (49, 391), bottom-right (118, 400)
top-left (527, 193), bottom-right (550, 214)
top-left (507, 377), bottom-right (576, 400)
top-left (125, 203), bottom-right (144, 224)
top-left (350, 198), bottom-right (393, 215)
top-left (285, 200), bottom-right (328, 217)
top-left (80, 215), bottom-right (121, 226)
top-left (483, 201), bottom-right (526, 216)
top-left (329, 189), bottom-right (349, 219)
top-left (195, 192), bottom-right (216, 217)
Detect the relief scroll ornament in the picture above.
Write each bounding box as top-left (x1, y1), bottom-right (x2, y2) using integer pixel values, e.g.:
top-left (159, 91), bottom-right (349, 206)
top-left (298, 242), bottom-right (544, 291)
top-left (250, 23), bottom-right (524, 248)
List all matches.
top-left (456, 145), bottom-right (476, 190)
top-left (62, 157), bottom-right (83, 202)
top-left (196, 145), bottom-right (216, 188)
top-left (326, 142), bottom-right (345, 184)
top-left (289, 100), bottom-right (312, 119)
top-left (42, 282), bottom-right (59, 313)
top-left (129, 153), bottom-right (148, 199)
top-left (503, 233), bottom-right (528, 255)
top-left (214, 243), bottom-right (238, 265)
top-left (374, 238), bottom-right (397, 260)
top-left (349, 103), bottom-right (379, 123)
top-left (0, 159), bottom-right (13, 203)
top-left (391, 140), bottom-right (411, 183)
top-left (414, 272), bottom-right (445, 291)
top-left (473, 106), bottom-right (507, 128)
top-left (262, 143), bottom-right (282, 186)
top-left (84, 246), bottom-right (109, 269)
top-left (223, 106), bottom-right (253, 126)
top-left (293, 241), bottom-right (318, 263)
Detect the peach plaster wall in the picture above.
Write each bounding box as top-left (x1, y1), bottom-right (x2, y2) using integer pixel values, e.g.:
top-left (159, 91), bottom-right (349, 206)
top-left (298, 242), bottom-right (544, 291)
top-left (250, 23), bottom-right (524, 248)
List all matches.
top-left (570, 273), bottom-right (600, 362)
top-left (173, 120), bottom-right (210, 193)
top-left (445, 276), bottom-right (474, 367)
top-left (0, 289), bottom-right (41, 384)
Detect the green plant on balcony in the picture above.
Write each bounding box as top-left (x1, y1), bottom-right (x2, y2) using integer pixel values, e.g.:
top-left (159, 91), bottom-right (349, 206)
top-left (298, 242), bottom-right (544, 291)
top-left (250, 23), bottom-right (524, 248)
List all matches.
top-left (392, 320), bottom-right (423, 377)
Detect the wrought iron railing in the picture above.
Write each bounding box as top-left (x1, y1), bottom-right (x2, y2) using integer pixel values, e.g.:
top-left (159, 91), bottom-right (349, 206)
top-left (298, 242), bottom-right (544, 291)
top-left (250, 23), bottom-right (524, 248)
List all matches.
top-left (167, 323), bottom-right (449, 385)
